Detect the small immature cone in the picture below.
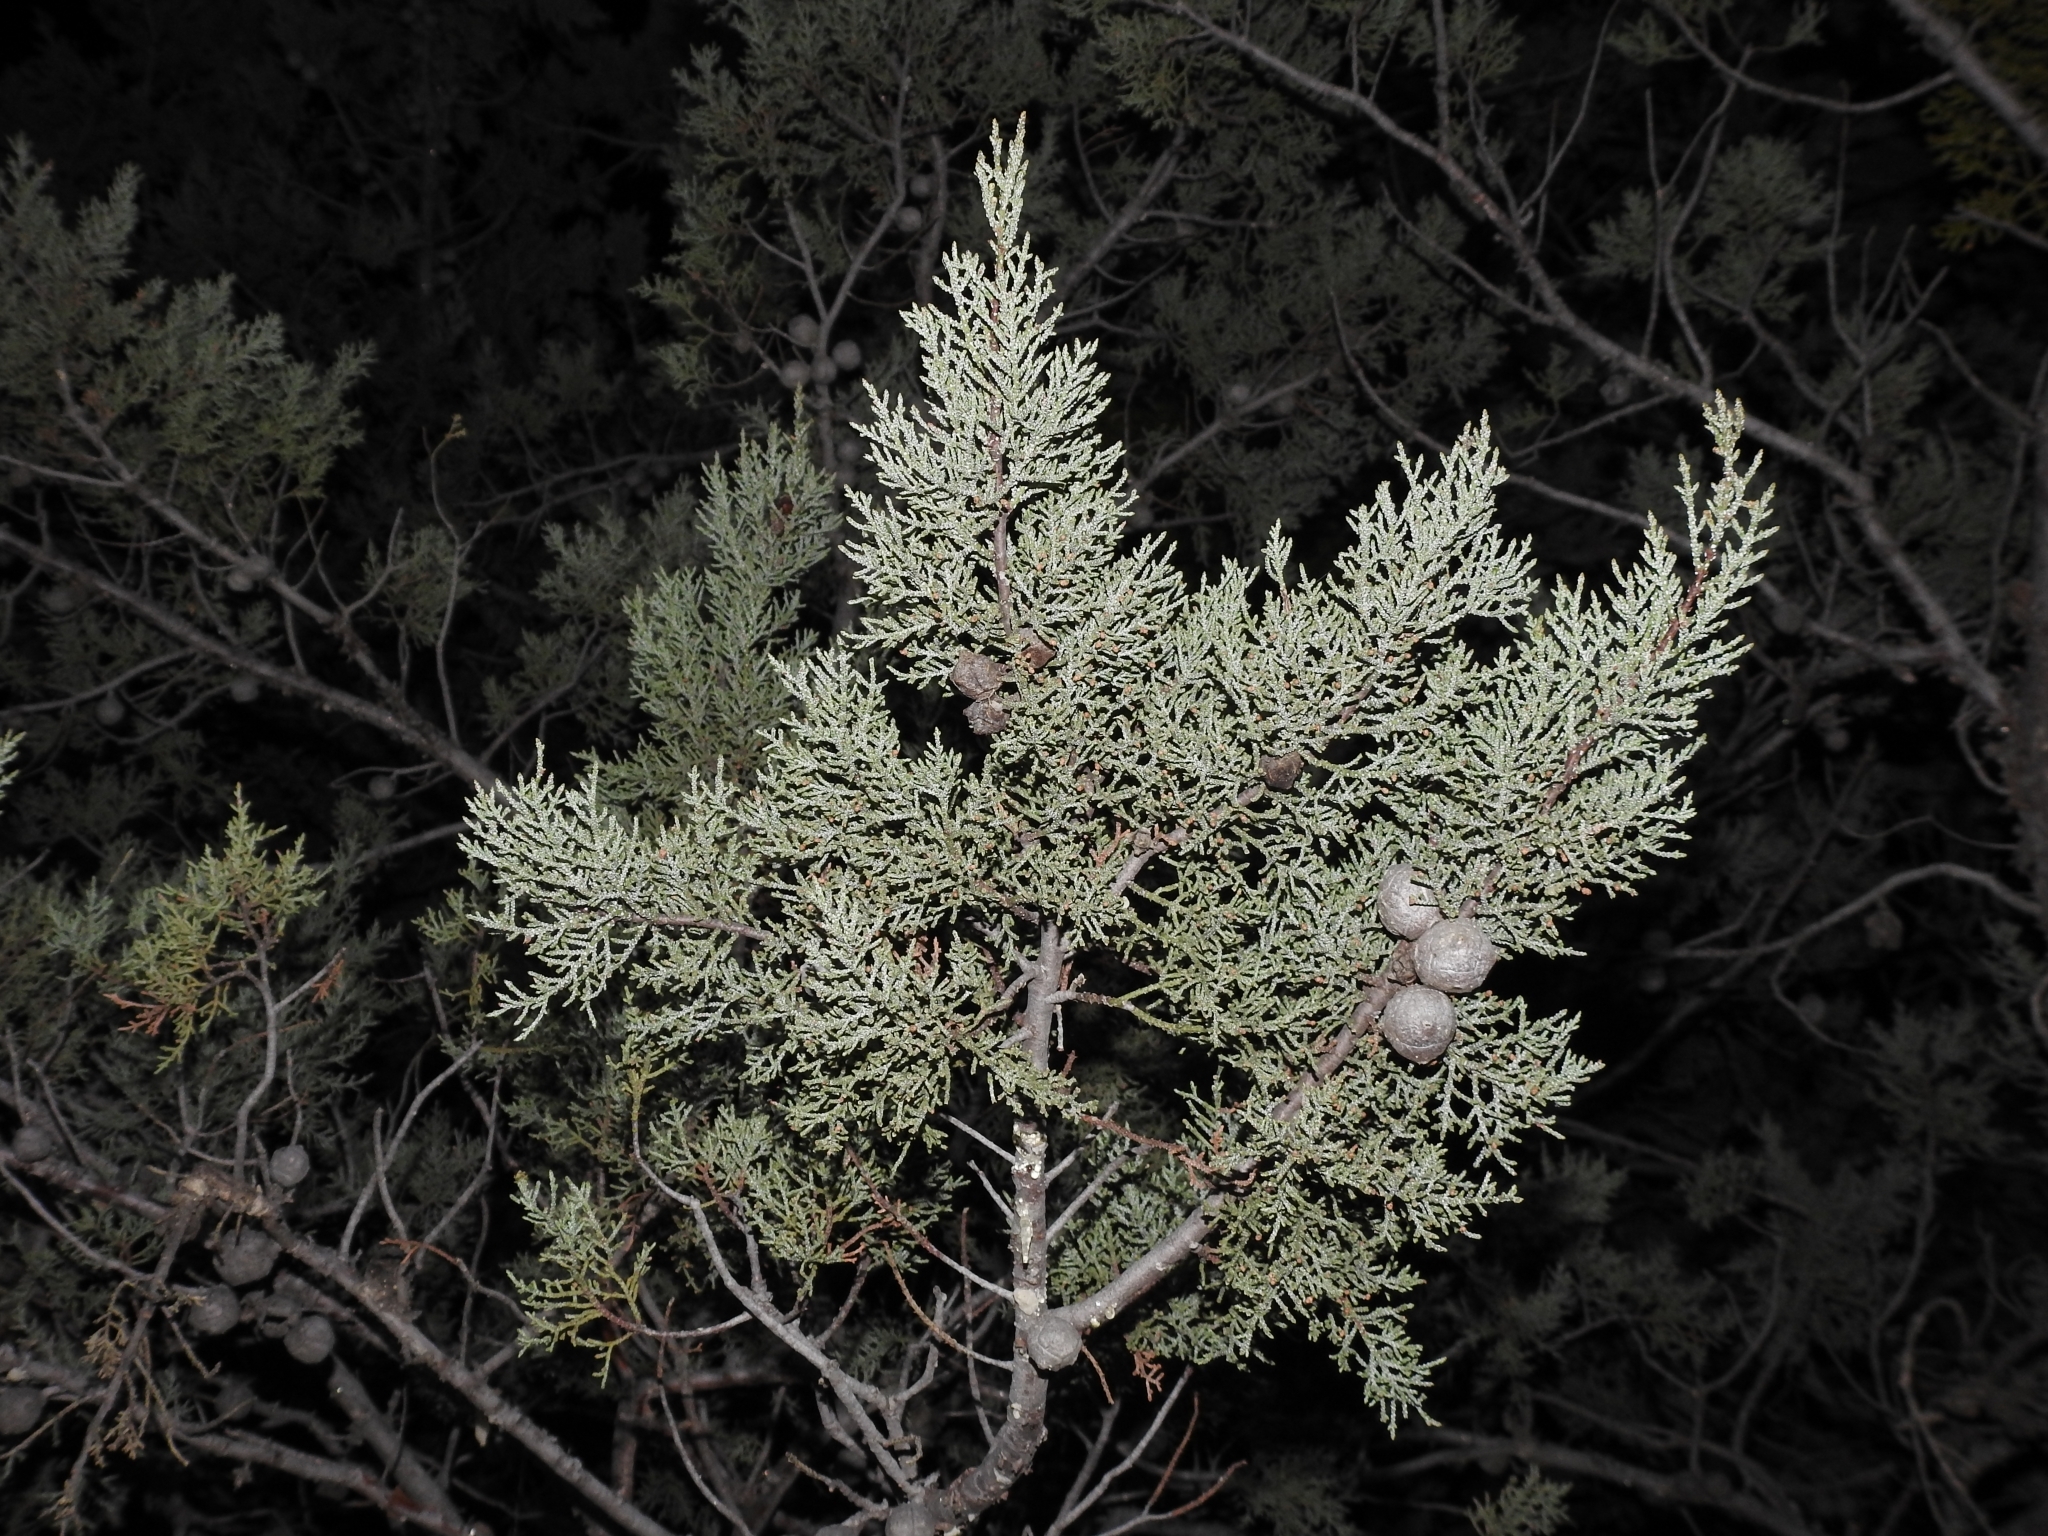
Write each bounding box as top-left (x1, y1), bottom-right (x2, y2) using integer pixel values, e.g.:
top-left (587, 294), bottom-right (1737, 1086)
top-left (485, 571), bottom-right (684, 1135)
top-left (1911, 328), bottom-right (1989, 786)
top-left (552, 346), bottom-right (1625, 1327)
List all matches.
top-left (950, 649), bottom-right (1008, 699)
top-left (964, 697), bottom-right (1010, 735)
top-left (257, 1290), bottom-right (301, 1334)
top-left (10, 1123), bottom-right (55, 1163)
top-left (364, 1254), bottom-right (415, 1318)
top-left (1378, 984), bottom-right (1456, 1063)
top-left (215, 1376), bottom-right (256, 1421)
top-left (1384, 937), bottom-right (1418, 986)
top-left (1260, 750), bottom-right (1304, 790)
top-left (1016, 628), bottom-right (1058, 670)
top-left (268, 1143), bottom-right (311, 1188)
top-left (0, 1386), bottom-right (44, 1436)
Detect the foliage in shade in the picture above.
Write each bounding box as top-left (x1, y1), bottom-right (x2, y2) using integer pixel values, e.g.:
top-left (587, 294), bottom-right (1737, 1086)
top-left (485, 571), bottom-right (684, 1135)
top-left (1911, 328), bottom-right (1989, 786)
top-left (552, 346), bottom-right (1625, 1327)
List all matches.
top-left (0, 142), bottom-right (373, 506)
top-left (603, 418), bottom-right (844, 801)
top-left (1918, 0), bottom-right (2048, 248)
top-left (0, 131), bottom-right (708, 814)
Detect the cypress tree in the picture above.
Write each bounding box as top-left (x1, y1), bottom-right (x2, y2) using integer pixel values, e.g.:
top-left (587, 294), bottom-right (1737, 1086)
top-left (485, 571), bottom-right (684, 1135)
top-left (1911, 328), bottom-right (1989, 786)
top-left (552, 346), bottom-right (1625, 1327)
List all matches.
top-left (465, 124), bottom-right (1771, 1529)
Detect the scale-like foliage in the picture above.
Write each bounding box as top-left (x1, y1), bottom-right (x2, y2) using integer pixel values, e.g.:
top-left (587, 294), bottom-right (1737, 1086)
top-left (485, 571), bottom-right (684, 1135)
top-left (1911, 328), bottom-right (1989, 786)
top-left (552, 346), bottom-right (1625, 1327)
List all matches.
top-left (0, 141), bottom-right (371, 519)
top-left (463, 124), bottom-right (1770, 1518)
top-left (602, 417), bottom-right (844, 800)
top-left (1922, 0), bottom-right (2048, 248)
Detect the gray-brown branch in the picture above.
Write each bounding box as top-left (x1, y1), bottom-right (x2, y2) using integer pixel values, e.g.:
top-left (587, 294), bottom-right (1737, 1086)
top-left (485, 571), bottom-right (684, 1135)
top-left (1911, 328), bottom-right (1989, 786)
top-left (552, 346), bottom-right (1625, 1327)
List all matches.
top-left (0, 528), bottom-right (500, 791)
top-left (1136, 0), bottom-right (2009, 720)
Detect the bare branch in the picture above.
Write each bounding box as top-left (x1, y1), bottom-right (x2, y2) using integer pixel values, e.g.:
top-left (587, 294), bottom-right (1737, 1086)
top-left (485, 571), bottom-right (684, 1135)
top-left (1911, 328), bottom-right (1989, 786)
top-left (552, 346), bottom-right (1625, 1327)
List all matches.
top-left (1886, 0), bottom-right (2048, 166)
top-left (341, 1042), bottom-right (483, 1259)
top-left (276, 1224), bottom-right (684, 1536)
top-left (0, 528), bottom-right (501, 790)
top-left (1043, 1371), bottom-right (1192, 1536)
top-left (1392, 1428), bottom-right (1820, 1536)
top-left (325, 1357), bottom-right (468, 1528)
top-left (164, 1415), bottom-right (478, 1536)
top-left (1140, 0), bottom-right (2010, 719)
top-left (1671, 860), bottom-right (2038, 960)
top-left (1055, 126), bottom-right (1190, 301)
top-left (1652, 2), bottom-right (1956, 115)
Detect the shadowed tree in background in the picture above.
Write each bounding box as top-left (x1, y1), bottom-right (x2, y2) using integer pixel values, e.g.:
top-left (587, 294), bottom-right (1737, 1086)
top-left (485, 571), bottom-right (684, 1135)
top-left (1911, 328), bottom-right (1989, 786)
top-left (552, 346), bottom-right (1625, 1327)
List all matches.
top-left (1067, 0), bottom-right (2048, 1529)
top-left (0, 0), bottom-right (745, 880)
top-left (0, 0), bottom-right (1412, 878)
